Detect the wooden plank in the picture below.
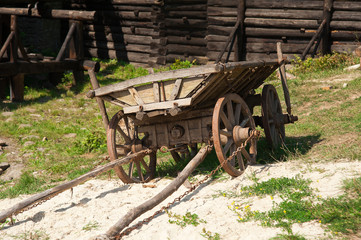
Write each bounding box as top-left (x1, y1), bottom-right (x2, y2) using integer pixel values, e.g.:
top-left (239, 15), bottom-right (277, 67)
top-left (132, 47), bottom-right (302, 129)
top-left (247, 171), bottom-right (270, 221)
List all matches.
top-left (331, 21), bottom-right (361, 31)
top-left (333, 1), bottom-right (361, 11)
top-left (93, 64), bottom-right (218, 97)
top-left (245, 0), bottom-right (324, 10)
top-left (84, 25), bottom-right (154, 36)
top-left (85, 41), bottom-right (151, 53)
top-left (245, 18), bottom-right (320, 29)
top-left (123, 98), bottom-right (193, 114)
top-left (170, 79), bottom-right (182, 100)
top-left (85, 31), bottom-right (153, 44)
top-left (333, 11), bottom-right (361, 21)
top-left (153, 82), bottom-right (160, 102)
top-left (246, 27), bottom-right (317, 38)
top-left (245, 9), bottom-right (322, 20)
top-left (128, 87), bottom-right (145, 105)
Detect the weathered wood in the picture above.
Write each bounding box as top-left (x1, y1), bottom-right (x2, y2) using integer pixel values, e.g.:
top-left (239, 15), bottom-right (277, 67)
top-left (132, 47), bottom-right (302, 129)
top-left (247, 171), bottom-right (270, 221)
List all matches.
top-left (165, 44), bottom-right (208, 55)
top-left (245, 18), bottom-right (320, 29)
top-left (56, 22), bottom-right (77, 62)
top-left (331, 43), bottom-right (359, 53)
top-left (301, 19), bottom-right (326, 60)
top-left (153, 82), bottom-right (160, 102)
top-left (245, 0), bottom-right (324, 10)
top-left (208, 16), bottom-right (237, 26)
top-left (71, 0), bottom-right (162, 5)
top-left (98, 146), bottom-right (211, 239)
top-left (9, 74), bottom-right (24, 102)
top-left (0, 150), bottom-right (150, 223)
top-left (170, 79), bottom-right (182, 100)
top-left (0, 8), bottom-right (97, 21)
top-left (164, 18), bottom-right (207, 28)
top-left (333, 11), bottom-right (361, 21)
top-left (244, 42), bottom-right (311, 54)
top-left (88, 68), bottom-right (109, 130)
top-left (277, 42), bottom-right (291, 115)
top-left (166, 11), bottom-right (207, 19)
top-left (93, 64), bottom-right (218, 97)
top-left (85, 31), bottom-right (153, 45)
top-left (86, 48), bottom-right (150, 63)
top-left (166, 36), bottom-right (207, 46)
top-left (128, 87), bottom-right (145, 105)
top-left (331, 30), bottom-right (361, 40)
top-left (333, 1), bottom-right (361, 11)
top-left (208, 6), bottom-right (237, 17)
top-left (236, 0), bottom-right (246, 61)
top-left (85, 41), bottom-right (151, 53)
top-left (245, 9), bottom-right (323, 20)
top-left (71, 3), bottom-right (154, 11)
top-left (246, 27), bottom-right (316, 38)
top-left (321, 0), bottom-right (333, 55)
top-left (216, 19), bottom-right (240, 63)
top-left (330, 21), bottom-right (361, 31)
top-left (0, 31), bottom-right (14, 60)
top-left (84, 25), bottom-right (154, 36)
top-left (10, 15), bottom-right (17, 63)
top-left (123, 98), bottom-right (193, 114)
top-left (98, 11), bottom-right (152, 21)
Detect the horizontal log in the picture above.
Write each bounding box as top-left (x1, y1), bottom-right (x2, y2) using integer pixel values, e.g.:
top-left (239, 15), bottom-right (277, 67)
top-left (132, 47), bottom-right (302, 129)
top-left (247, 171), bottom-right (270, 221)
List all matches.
top-left (333, 11), bottom-right (361, 21)
top-left (246, 52), bottom-right (304, 61)
top-left (247, 42), bottom-right (313, 54)
top-left (165, 54), bottom-right (208, 65)
top-left (162, 29), bottom-right (207, 38)
top-left (207, 42), bottom-right (237, 52)
top-left (331, 43), bottom-right (359, 53)
top-left (331, 30), bottom-right (361, 40)
top-left (208, 25), bottom-right (234, 35)
top-left (245, 9), bottom-right (322, 20)
top-left (207, 51), bottom-right (235, 61)
top-left (85, 24), bottom-right (154, 36)
top-left (95, 19), bottom-right (153, 27)
top-left (166, 36), bottom-right (206, 46)
top-left (85, 41), bottom-right (151, 53)
top-left (0, 7), bottom-right (97, 21)
top-left (72, 0), bottom-right (162, 5)
top-left (246, 0), bottom-right (324, 10)
top-left (86, 31), bottom-right (153, 44)
top-left (331, 21), bottom-right (361, 31)
top-left (207, 0), bottom-right (237, 7)
top-left (0, 60), bottom-right (81, 77)
top-left (246, 37), bottom-right (309, 44)
top-left (166, 11), bottom-right (207, 19)
top-left (207, 6), bottom-right (237, 17)
top-left (163, 18), bottom-right (208, 28)
top-left (86, 48), bottom-right (150, 63)
top-left (165, 44), bottom-right (207, 55)
top-left (98, 10), bottom-right (152, 21)
top-left (164, 4), bottom-right (207, 11)
top-left (245, 18), bottom-right (320, 29)
top-left (208, 16), bottom-right (237, 26)
top-left (71, 3), bottom-right (154, 11)
top-left (333, 1), bottom-right (361, 11)
top-left (246, 27), bottom-right (317, 38)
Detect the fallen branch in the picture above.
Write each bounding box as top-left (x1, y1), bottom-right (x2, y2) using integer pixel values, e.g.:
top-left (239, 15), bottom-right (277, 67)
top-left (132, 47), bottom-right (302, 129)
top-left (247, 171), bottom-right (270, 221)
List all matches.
top-left (0, 150), bottom-right (149, 223)
top-left (94, 146), bottom-right (212, 240)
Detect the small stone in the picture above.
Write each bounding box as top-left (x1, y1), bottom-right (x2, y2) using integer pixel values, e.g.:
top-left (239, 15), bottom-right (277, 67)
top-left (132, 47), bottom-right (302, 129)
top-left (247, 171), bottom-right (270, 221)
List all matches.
top-left (42, 137), bottom-right (48, 141)
top-left (22, 135), bottom-right (40, 141)
top-left (37, 147), bottom-right (46, 152)
top-left (26, 108), bottom-right (37, 113)
top-left (5, 118), bottom-right (14, 122)
top-left (18, 124), bottom-right (32, 128)
top-left (343, 83), bottom-right (348, 88)
top-left (0, 162), bottom-right (10, 171)
top-left (24, 141), bottom-right (35, 147)
top-left (64, 133), bottom-right (77, 138)
top-left (30, 114), bottom-right (42, 118)
top-left (1, 112), bottom-right (14, 117)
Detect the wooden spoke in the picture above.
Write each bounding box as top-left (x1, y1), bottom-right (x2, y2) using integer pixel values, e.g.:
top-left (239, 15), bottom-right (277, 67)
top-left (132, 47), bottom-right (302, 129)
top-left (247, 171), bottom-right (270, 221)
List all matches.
top-left (262, 84), bottom-right (285, 149)
top-left (220, 110), bottom-right (233, 131)
top-left (220, 130), bottom-right (232, 137)
top-left (213, 94), bottom-right (257, 177)
top-left (107, 110), bottom-right (157, 183)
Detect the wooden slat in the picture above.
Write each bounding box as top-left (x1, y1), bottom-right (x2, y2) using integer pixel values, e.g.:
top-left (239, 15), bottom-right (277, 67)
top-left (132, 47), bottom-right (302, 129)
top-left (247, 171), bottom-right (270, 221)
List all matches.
top-left (153, 82), bottom-right (160, 102)
top-left (123, 98), bottom-right (193, 114)
top-left (170, 79), bottom-right (183, 100)
top-left (128, 87), bottom-right (145, 105)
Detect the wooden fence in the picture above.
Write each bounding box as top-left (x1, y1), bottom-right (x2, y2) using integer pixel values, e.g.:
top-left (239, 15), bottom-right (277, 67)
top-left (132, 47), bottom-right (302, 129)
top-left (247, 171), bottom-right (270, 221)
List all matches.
top-left (68, 0), bottom-right (361, 66)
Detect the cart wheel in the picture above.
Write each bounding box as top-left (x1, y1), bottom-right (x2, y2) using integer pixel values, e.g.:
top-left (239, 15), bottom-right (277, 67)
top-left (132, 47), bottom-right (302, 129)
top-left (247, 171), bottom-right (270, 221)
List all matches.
top-left (170, 143), bottom-right (198, 162)
top-left (262, 84), bottom-right (285, 148)
top-left (212, 94), bottom-right (257, 177)
top-left (107, 110), bottom-right (157, 183)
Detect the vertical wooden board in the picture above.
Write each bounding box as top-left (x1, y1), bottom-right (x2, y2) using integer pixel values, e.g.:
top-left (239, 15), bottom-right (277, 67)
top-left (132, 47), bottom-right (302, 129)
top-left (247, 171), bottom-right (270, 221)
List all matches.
top-left (169, 78), bottom-right (182, 100)
top-left (153, 82), bottom-right (160, 102)
top-left (128, 87), bottom-right (145, 105)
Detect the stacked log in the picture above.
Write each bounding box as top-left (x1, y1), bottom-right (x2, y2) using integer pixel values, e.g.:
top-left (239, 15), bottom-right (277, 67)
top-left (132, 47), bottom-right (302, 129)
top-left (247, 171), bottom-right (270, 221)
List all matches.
top-left (70, 0), bottom-right (162, 66)
top-left (155, 0), bottom-right (208, 65)
top-left (244, 0), bottom-right (324, 60)
top-left (331, 0), bottom-right (361, 53)
top-left (207, 0), bottom-right (237, 62)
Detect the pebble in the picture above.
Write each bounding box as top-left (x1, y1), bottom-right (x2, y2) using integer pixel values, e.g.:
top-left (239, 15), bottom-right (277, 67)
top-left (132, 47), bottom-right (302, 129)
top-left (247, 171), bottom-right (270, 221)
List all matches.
top-left (18, 124), bottom-right (32, 128)
top-left (5, 117), bottom-right (14, 122)
top-left (64, 133), bottom-right (77, 138)
top-left (343, 83), bottom-right (348, 88)
top-left (30, 114), bottom-right (42, 118)
top-left (1, 112), bottom-right (14, 117)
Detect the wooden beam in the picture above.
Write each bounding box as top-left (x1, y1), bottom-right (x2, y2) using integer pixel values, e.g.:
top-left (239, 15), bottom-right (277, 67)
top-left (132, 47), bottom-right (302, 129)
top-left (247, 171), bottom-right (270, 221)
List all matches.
top-left (153, 82), bottom-right (160, 102)
top-left (301, 19), bottom-right (326, 60)
top-left (128, 87), bottom-right (145, 105)
top-left (321, 0), bottom-right (334, 55)
top-left (56, 22), bottom-right (77, 62)
top-left (0, 8), bottom-right (97, 21)
top-left (277, 43), bottom-right (291, 115)
top-left (97, 146), bottom-right (212, 239)
top-left (235, 0), bottom-right (246, 61)
top-left (170, 79), bottom-right (183, 100)
top-left (0, 150), bottom-right (150, 223)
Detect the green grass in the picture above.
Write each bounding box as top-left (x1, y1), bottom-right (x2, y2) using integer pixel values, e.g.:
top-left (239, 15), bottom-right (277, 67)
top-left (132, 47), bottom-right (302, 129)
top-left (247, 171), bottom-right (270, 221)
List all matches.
top-left (166, 211), bottom-right (207, 228)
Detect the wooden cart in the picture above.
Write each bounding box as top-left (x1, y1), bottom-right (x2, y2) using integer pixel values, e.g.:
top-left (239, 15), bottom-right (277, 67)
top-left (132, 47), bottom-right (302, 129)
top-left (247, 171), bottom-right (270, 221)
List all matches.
top-left (87, 59), bottom-right (298, 184)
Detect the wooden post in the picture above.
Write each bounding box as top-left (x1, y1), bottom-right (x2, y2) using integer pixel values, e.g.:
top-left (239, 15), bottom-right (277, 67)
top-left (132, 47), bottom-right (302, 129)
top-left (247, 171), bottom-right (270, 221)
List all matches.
top-left (9, 15), bottom-right (17, 63)
top-left (277, 43), bottom-right (291, 115)
top-left (321, 0), bottom-right (333, 55)
top-left (235, 0), bottom-right (246, 61)
top-left (10, 74), bottom-right (24, 102)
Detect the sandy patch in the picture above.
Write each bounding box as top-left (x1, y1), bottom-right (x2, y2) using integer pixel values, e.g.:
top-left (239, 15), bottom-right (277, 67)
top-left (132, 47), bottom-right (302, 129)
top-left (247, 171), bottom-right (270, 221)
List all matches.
top-left (0, 160), bottom-right (360, 240)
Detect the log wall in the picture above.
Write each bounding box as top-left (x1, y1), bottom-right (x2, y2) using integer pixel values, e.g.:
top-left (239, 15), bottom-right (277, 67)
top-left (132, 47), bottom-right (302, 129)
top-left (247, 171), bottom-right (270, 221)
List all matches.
top-left (67, 0), bottom-right (361, 66)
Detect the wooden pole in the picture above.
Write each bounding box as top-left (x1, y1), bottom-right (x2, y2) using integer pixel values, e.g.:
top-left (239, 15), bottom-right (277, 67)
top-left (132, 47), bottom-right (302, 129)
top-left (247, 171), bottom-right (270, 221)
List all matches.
top-left (0, 31), bottom-right (14, 60)
top-left (69, 20), bottom-right (85, 85)
top-left (56, 22), bottom-right (77, 61)
top-left (0, 150), bottom-right (150, 223)
top-left (216, 19), bottom-right (240, 63)
top-left (98, 146), bottom-right (212, 239)
top-left (235, 0), bottom-right (246, 61)
top-left (321, 0), bottom-right (333, 55)
top-left (301, 19), bottom-right (326, 60)
top-left (277, 42), bottom-right (291, 115)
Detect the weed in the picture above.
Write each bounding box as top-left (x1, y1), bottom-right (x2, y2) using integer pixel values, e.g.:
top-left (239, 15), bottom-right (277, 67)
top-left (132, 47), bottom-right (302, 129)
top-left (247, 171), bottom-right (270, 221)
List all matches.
top-left (166, 211), bottom-right (206, 228)
top-left (82, 221), bottom-right (100, 231)
top-left (11, 229), bottom-right (49, 240)
top-left (74, 131), bottom-right (107, 153)
top-left (270, 233), bottom-right (307, 240)
top-left (201, 228), bottom-right (221, 240)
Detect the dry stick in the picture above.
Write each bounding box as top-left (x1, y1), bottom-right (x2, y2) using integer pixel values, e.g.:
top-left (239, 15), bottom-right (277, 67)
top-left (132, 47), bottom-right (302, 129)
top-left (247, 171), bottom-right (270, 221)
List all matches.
top-left (301, 19), bottom-right (326, 61)
top-left (0, 150), bottom-right (149, 223)
top-left (96, 146), bottom-right (211, 239)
